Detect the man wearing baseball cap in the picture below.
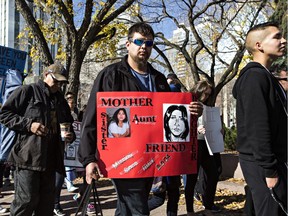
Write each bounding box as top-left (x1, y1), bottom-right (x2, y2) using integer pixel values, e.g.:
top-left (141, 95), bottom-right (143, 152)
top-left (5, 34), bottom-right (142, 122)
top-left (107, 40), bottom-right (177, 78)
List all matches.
top-left (0, 62), bottom-right (75, 215)
top-left (45, 62), bottom-right (69, 83)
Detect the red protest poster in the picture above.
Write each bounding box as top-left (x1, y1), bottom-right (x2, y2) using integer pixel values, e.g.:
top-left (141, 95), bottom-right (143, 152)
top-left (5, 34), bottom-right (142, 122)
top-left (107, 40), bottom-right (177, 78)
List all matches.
top-left (97, 92), bottom-right (198, 178)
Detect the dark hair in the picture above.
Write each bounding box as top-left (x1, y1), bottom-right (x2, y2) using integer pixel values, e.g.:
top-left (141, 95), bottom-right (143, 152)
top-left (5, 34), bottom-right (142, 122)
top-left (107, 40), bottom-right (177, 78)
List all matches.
top-left (245, 22), bottom-right (280, 54)
top-left (128, 22), bottom-right (155, 40)
top-left (246, 22), bottom-right (279, 35)
top-left (167, 73), bottom-right (178, 80)
top-left (190, 80), bottom-right (213, 104)
top-left (164, 105), bottom-right (189, 142)
top-left (112, 108), bottom-right (128, 125)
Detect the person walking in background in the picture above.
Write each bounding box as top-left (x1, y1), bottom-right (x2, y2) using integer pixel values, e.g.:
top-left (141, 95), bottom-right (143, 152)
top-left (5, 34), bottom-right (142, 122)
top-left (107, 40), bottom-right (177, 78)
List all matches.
top-left (233, 22), bottom-right (287, 216)
top-left (64, 92), bottom-right (79, 193)
top-left (65, 92), bottom-right (79, 121)
top-left (54, 92), bottom-right (79, 216)
top-left (166, 73), bottom-right (182, 92)
top-left (184, 80), bottom-right (222, 216)
top-left (78, 22), bottom-right (203, 216)
top-left (0, 62), bottom-right (75, 216)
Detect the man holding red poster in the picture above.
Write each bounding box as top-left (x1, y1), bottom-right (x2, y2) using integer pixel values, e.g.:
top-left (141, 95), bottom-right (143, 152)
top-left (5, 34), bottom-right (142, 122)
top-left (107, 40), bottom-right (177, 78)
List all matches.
top-left (96, 92), bottom-right (198, 178)
top-left (78, 22), bottom-right (203, 216)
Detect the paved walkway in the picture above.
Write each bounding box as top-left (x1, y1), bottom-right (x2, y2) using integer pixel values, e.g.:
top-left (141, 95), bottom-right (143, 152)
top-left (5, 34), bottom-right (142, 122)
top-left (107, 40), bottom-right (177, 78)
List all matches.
top-left (0, 178), bottom-right (246, 216)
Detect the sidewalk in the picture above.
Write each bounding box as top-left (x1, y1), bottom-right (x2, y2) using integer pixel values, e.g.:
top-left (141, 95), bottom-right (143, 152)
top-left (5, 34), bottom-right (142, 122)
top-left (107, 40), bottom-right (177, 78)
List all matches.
top-left (0, 178), bottom-right (246, 216)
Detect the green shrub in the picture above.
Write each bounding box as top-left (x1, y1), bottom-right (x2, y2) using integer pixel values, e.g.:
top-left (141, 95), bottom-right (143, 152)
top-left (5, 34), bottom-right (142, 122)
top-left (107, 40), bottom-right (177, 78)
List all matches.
top-left (223, 125), bottom-right (237, 151)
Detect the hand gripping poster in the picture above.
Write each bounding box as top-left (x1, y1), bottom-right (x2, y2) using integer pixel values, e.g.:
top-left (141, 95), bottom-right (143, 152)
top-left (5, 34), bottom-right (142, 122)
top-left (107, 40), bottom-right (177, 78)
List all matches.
top-left (97, 92), bottom-right (198, 178)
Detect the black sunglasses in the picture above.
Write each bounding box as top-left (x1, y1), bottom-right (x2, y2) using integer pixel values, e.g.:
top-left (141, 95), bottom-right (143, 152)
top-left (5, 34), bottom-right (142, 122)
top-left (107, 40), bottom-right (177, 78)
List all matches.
top-left (277, 78), bottom-right (287, 81)
top-left (129, 38), bottom-right (154, 47)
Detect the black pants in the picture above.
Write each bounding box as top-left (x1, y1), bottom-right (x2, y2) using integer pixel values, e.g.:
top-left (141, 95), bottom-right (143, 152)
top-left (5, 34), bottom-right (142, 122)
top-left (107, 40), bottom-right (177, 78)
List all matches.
top-left (0, 163), bottom-right (5, 189)
top-left (185, 140), bottom-right (221, 212)
top-left (240, 158), bottom-right (287, 216)
top-left (10, 167), bottom-right (56, 216)
top-left (148, 176), bottom-right (181, 216)
top-left (54, 172), bottom-right (65, 209)
top-left (112, 177), bottom-right (154, 216)
top-left (0, 163), bottom-right (10, 189)
top-left (184, 173), bottom-right (198, 212)
top-left (244, 185), bottom-right (255, 216)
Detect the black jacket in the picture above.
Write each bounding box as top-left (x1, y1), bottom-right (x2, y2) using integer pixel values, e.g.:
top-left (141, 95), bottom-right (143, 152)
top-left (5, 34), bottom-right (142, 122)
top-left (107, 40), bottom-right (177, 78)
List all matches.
top-left (232, 62), bottom-right (287, 177)
top-left (78, 56), bottom-right (170, 167)
top-left (0, 80), bottom-right (75, 174)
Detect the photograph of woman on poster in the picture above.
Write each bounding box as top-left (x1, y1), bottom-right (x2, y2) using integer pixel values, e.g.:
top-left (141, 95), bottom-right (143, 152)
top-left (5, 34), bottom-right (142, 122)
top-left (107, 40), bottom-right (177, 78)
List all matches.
top-left (164, 105), bottom-right (189, 142)
top-left (66, 145), bottom-right (76, 160)
top-left (108, 108), bottom-right (130, 138)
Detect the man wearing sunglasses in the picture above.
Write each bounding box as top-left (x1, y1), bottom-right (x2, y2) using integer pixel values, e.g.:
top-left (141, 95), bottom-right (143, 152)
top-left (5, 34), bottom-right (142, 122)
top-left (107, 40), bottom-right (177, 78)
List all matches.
top-left (0, 62), bottom-right (75, 215)
top-left (79, 22), bottom-right (203, 216)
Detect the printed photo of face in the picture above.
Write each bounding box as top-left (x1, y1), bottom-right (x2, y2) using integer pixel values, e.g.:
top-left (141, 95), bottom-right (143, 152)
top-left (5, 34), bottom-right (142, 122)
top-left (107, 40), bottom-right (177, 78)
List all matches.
top-left (168, 110), bottom-right (185, 136)
top-left (117, 110), bottom-right (126, 122)
top-left (164, 105), bottom-right (190, 142)
top-left (108, 108), bottom-right (130, 138)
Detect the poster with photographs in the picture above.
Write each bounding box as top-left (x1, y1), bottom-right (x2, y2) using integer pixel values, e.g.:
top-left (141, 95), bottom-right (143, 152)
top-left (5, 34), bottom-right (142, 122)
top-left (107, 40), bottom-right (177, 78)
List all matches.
top-left (64, 121), bottom-right (83, 167)
top-left (97, 92), bottom-right (198, 178)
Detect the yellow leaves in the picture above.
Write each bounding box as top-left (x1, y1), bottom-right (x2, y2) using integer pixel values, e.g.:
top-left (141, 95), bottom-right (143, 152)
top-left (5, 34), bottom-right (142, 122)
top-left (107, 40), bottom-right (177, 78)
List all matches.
top-left (17, 31), bottom-right (26, 39)
top-left (55, 51), bottom-right (66, 62)
top-left (35, 18), bottom-right (61, 45)
top-left (46, 0), bottom-right (55, 7)
top-left (178, 181), bottom-right (246, 214)
top-left (99, 1), bottom-right (106, 6)
top-left (178, 193), bottom-right (186, 205)
top-left (92, 23), bottom-right (129, 60)
top-left (237, 54), bottom-right (252, 75)
top-left (215, 188), bottom-right (245, 211)
top-left (226, 178), bottom-right (245, 184)
top-left (30, 46), bottom-right (40, 62)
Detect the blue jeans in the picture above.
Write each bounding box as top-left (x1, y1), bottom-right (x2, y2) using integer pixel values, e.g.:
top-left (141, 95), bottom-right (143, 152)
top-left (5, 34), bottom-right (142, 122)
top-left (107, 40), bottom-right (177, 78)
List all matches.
top-left (112, 178), bottom-right (153, 216)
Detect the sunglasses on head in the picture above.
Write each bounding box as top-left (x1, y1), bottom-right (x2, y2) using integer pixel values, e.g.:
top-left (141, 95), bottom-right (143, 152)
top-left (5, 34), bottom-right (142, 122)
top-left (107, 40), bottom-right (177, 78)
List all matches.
top-left (129, 38), bottom-right (154, 47)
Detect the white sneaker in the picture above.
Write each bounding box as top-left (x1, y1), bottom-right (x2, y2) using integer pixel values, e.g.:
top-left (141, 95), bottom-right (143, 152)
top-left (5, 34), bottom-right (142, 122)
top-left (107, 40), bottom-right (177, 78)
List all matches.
top-left (0, 206), bottom-right (8, 214)
top-left (53, 208), bottom-right (65, 216)
top-left (67, 185), bottom-right (78, 193)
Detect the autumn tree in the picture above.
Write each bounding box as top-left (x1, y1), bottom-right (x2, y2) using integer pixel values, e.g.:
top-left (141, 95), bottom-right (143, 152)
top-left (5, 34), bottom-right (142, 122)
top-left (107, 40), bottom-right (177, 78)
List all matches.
top-left (137, 0), bottom-right (273, 105)
top-left (15, 0), bottom-right (136, 97)
top-left (270, 0), bottom-right (287, 37)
